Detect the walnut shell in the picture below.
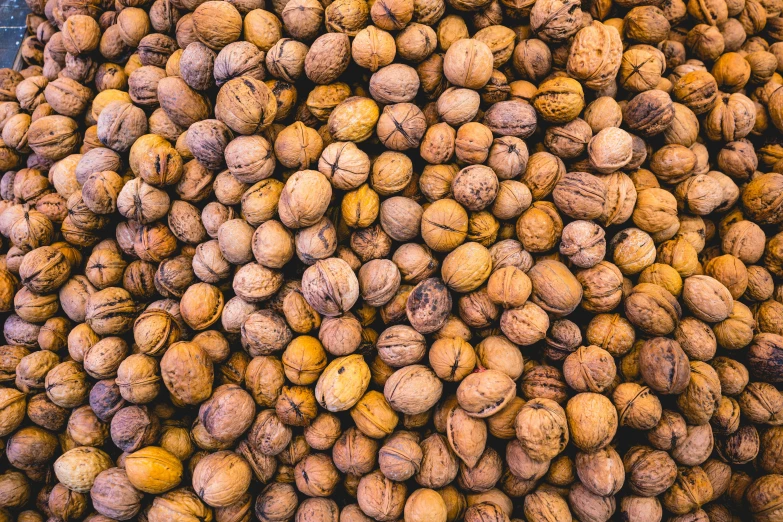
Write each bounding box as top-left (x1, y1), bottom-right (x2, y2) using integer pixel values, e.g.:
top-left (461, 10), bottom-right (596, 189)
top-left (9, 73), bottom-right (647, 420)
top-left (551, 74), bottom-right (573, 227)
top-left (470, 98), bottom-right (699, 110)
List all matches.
top-left (192, 450), bottom-right (252, 507)
top-left (315, 354), bottom-right (371, 412)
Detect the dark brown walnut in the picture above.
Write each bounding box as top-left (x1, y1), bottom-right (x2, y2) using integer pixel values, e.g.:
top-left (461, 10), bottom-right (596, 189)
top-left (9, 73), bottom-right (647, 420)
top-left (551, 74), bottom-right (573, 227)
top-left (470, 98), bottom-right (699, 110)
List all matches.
top-left (110, 405), bottom-right (160, 453)
top-left (406, 278), bottom-right (452, 334)
top-left (545, 318), bottom-right (582, 360)
top-left (623, 89), bottom-right (674, 137)
top-left (748, 334), bottom-right (783, 384)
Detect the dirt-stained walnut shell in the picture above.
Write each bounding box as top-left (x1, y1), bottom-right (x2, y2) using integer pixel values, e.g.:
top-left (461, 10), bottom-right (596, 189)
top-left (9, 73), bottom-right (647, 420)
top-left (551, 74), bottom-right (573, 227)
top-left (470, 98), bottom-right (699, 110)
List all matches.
top-left (315, 354), bottom-right (370, 412)
top-left (405, 277), bottom-right (452, 335)
top-left (748, 334), bottom-right (783, 384)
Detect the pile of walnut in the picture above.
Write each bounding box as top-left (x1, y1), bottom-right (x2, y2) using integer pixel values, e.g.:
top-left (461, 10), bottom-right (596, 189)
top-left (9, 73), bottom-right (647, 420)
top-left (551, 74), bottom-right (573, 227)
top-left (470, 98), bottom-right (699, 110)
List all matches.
top-left (2, 0), bottom-right (783, 518)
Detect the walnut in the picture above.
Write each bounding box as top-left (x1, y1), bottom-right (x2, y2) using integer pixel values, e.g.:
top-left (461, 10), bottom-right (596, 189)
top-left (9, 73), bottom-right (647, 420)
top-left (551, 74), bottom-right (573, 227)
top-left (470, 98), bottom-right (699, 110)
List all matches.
top-left (192, 1), bottom-right (242, 50)
top-left (192, 450), bottom-right (252, 507)
top-left (625, 283), bottom-right (681, 336)
top-left (566, 392), bottom-right (618, 452)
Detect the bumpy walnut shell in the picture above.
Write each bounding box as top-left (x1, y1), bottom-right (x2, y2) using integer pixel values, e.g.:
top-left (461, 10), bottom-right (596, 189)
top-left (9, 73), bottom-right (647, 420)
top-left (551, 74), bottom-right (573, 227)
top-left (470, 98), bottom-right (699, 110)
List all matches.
top-left (515, 398), bottom-right (568, 461)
